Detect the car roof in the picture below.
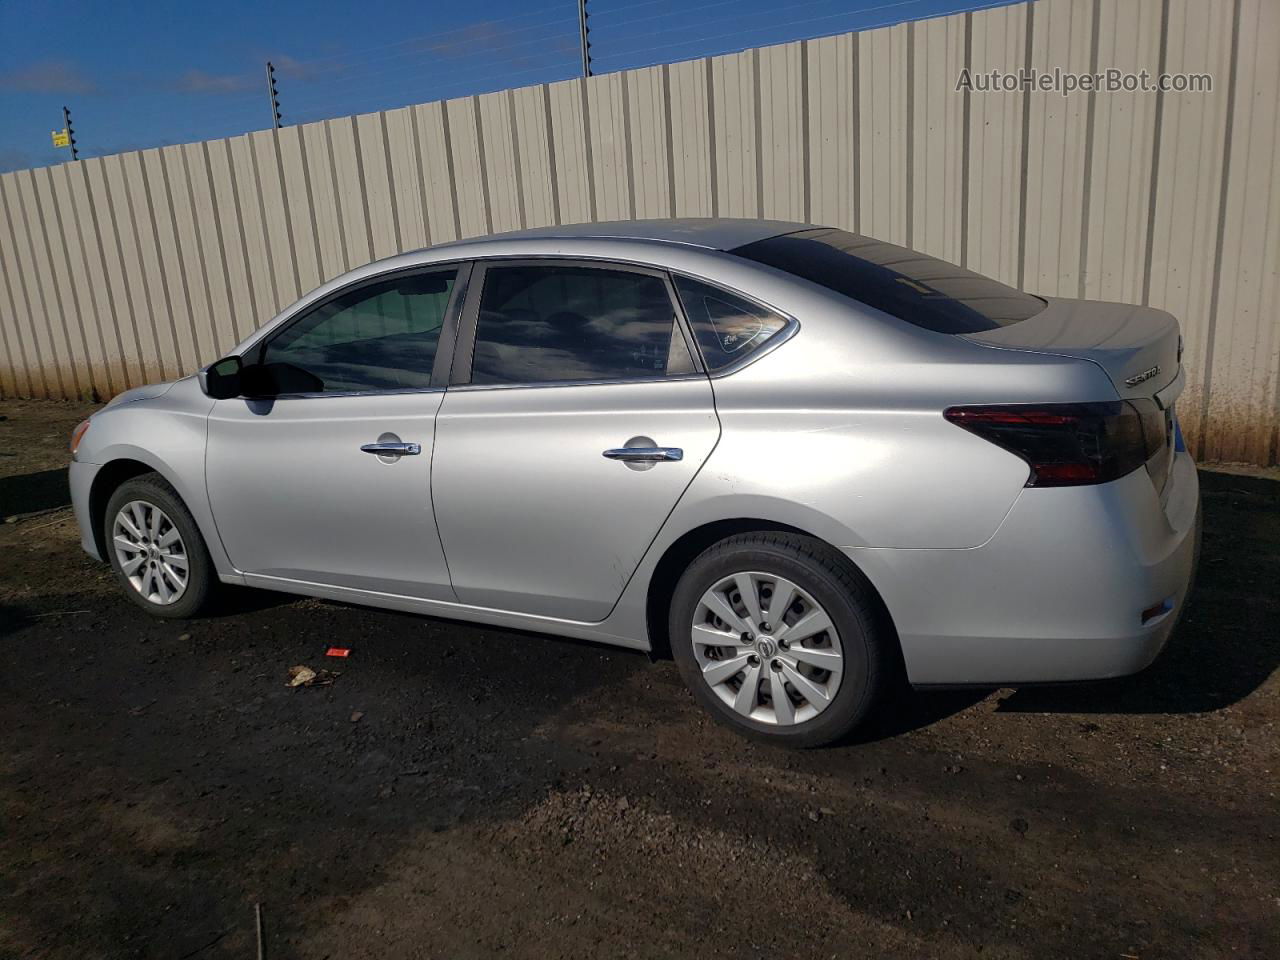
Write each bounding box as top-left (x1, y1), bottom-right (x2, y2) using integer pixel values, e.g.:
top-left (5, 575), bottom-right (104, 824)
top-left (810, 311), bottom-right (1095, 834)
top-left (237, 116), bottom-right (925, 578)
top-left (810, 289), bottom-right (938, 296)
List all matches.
top-left (424, 218), bottom-right (811, 254)
top-left (240, 219), bottom-right (822, 355)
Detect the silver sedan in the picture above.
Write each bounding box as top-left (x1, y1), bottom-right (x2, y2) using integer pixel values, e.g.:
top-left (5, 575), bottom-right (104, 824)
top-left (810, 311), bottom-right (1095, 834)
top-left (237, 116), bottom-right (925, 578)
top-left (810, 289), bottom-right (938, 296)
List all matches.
top-left (68, 219), bottom-right (1200, 746)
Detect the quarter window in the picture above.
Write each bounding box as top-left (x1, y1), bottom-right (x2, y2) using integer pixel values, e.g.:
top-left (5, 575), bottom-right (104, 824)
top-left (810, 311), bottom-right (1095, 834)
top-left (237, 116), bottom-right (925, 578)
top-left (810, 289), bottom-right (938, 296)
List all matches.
top-left (673, 277), bottom-right (789, 371)
top-left (261, 270), bottom-right (456, 393)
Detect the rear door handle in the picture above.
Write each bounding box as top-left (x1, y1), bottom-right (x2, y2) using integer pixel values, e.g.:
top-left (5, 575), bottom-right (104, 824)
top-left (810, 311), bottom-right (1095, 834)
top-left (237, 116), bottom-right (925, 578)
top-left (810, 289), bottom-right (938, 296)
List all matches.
top-left (602, 446), bottom-right (683, 463)
top-left (361, 441), bottom-right (422, 456)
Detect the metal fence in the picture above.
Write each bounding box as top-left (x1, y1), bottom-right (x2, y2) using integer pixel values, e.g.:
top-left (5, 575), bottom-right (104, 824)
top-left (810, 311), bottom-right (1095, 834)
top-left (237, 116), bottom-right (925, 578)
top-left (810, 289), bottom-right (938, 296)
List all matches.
top-left (0, 0), bottom-right (1276, 463)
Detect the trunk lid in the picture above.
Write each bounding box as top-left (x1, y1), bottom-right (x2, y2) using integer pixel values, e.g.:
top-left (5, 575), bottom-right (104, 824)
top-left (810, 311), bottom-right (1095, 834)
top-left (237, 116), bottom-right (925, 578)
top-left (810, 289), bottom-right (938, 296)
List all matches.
top-left (962, 297), bottom-right (1181, 402)
top-left (963, 297), bottom-right (1184, 498)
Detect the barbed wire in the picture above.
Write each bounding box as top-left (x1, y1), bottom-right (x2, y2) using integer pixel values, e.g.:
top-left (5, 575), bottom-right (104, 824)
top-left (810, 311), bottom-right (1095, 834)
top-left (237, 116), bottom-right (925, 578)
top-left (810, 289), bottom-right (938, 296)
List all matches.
top-left (285, 57), bottom-right (582, 125)
top-left (283, 44), bottom-right (577, 117)
top-left (274, 0), bottom-right (961, 130)
top-left (12, 0), bottom-right (1021, 164)
top-left (588, 0), bottom-right (684, 19)
top-left (595, 0), bottom-right (940, 62)
top-left (282, 3), bottom-right (578, 70)
top-left (599, 0), bottom-right (897, 35)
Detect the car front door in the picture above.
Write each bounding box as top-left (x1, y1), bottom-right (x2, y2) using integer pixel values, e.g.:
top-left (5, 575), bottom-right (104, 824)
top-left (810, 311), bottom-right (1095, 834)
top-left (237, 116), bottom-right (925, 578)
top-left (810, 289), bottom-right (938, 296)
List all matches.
top-left (431, 260), bottom-right (720, 622)
top-left (205, 264), bottom-right (467, 600)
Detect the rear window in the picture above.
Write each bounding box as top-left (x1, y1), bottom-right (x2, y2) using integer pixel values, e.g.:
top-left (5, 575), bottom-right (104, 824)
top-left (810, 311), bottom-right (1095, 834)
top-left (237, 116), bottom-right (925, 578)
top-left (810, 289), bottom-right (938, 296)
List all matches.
top-left (731, 228), bottom-right (1046, 334)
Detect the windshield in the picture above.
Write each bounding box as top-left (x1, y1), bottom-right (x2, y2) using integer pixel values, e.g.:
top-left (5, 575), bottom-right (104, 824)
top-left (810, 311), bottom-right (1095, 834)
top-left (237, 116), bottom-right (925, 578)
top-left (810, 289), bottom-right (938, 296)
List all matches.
top-left (731, 227), bottom-right (1046, 334)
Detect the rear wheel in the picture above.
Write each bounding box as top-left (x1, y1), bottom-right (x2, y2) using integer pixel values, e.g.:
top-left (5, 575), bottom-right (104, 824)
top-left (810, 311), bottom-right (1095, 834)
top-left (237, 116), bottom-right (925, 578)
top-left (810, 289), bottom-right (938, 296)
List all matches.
top-left (104, 474), bottom-right (215, 619)
top-left (669, 532), bottom-right (886, 747)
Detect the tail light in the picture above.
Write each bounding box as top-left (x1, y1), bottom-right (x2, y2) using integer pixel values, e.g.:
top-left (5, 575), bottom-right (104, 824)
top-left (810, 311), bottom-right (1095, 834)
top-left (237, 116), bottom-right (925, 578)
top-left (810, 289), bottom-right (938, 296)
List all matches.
top-left (944, 401), bottom-right (1166, 487)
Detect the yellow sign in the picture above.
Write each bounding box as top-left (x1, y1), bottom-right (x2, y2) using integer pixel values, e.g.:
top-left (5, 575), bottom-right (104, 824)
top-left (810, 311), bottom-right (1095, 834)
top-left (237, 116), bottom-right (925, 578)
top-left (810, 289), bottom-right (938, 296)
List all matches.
top-left (51, 128), bottom-right (70, 148)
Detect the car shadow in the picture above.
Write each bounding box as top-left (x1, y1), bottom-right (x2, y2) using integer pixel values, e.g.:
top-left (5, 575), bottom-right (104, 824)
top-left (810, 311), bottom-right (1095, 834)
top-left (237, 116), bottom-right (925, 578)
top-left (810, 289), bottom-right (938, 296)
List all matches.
top-left (0, 578), bottom-right (650, 958)
top-left (0, 602), bottom-right (34, 638)
top-left (201, 583), bottom-right (299, 617)
top-left (0, 467), bottom-right (70, 520)
top-left (849, 684), bottom-right (992, 743)
top-left (997, 469), bottom-right (1279, 716)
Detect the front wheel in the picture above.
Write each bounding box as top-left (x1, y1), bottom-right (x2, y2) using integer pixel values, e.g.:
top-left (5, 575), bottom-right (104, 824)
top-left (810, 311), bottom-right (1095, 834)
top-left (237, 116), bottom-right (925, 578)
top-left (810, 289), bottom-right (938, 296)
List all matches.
top-left (669, 532), bottom-right (887, 747)
top-left (104, 473), bottom-right (216, 619)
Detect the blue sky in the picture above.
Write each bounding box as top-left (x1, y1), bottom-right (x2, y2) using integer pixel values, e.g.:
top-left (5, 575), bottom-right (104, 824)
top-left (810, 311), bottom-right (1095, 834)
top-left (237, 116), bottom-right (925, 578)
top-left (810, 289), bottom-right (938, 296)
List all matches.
top-left (0, 0), bottom-right (1009, 173)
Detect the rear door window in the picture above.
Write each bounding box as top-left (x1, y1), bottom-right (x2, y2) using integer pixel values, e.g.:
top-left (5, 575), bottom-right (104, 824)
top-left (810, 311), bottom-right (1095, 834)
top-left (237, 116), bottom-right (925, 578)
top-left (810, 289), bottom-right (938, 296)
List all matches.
top-left (732, 228), bottom-right (1046, 334)
top-left (468, 263), bottom-right (694, 385)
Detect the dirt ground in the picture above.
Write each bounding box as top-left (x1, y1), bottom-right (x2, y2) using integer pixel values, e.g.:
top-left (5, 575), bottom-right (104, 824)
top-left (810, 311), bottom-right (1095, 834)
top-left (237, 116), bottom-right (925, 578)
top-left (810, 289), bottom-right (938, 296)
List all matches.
top-left (1, 398), bottom-right (1276, 960)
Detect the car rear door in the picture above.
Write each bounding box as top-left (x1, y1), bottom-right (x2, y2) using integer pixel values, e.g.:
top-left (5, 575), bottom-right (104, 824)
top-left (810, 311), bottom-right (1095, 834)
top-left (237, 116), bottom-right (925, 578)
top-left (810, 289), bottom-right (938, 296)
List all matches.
top-left (205, 264), bottom-right (467, 600)
top-left (431, 259), bottom-right (720, 622)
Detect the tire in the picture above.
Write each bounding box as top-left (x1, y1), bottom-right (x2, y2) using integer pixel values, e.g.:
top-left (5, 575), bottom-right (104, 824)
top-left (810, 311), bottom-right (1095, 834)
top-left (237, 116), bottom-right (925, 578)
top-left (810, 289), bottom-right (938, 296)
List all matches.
top-left (669, 532), bottom-right (887, 747)
top-left (103, 472), bottom-right (216, 620)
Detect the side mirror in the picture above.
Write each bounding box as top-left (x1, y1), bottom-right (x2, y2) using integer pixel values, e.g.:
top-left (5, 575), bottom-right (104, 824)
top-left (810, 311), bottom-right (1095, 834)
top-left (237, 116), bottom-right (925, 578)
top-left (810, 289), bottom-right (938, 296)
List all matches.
top-left (200, 355), bottom-right (243, 399)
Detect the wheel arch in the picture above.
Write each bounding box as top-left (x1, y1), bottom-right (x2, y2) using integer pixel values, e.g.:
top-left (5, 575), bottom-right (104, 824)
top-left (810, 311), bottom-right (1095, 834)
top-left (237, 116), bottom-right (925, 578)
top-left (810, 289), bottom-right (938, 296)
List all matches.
top-left (88, 459), bottom-right (156, 560)
top-left (85, 450), bottom-right (228, 576)
top-left (643, 518), bottom-right (900, 663)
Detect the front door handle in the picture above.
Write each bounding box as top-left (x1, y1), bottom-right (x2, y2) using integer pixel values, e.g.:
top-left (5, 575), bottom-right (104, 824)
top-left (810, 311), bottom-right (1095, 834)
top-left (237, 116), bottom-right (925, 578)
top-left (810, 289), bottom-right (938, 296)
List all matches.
top-left (361, 441), bottom-right (422, 456)
top-left (602, 446), bottom-right (683, 463)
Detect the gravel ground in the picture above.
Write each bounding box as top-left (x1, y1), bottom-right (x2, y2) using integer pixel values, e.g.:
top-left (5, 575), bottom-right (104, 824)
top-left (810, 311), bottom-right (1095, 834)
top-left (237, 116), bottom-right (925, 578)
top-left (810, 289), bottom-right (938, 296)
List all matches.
top-left (1, 398), bottom-right (1276, 960)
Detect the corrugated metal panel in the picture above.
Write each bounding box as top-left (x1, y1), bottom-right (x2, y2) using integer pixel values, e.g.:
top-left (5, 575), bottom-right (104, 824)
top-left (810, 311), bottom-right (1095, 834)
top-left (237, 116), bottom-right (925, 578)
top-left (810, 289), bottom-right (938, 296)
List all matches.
top-left (0, 217), bottom-right (26, 395)
top-left (383, 107), bottom-right (429, 251)
top-left (299, 119), bottom-right (345, 280)
top-left (1022, 0), bottom-right (1093, 298)
top-left (185, 143), bottom-right (239, 358)
top-left (445, 97), bottom-right (489, 238)
top-left (667, 60), bottom-right (714, 218)
top-left (1, 170), bottom-right (59, 397)
top-left (1145, 0), bottom-right (1236, 453)
top-left (758, 42), bottom-right (805, 222)
top-left (626, 66), bottom-right (672, 220)
top-left (1082, 0), bottom-right (1163, 306)
top-left (547, 79), bottom-right (593, 225)
top-left (586, 72), bottom-right (632, 223)
top-left (99, 153), bottom-right (162, 380)
top-left (510, 85), bottom-right (558, 229)
top-left (327, 117), bottom-right (373, 270)
top-left (22, 165), bottom-right (90, 393)
top-left (1201, 0), bottom-right (1280, 463)
top-left (120, 150), bottom-right (181, 382)
top-left (356, 112), bottom-right (401, 260)
top-left (807, 34), bottom-right (857, 233)
top-left (711, 51), bottom-right (759, 219)
top-left (140, 148), bottom-right (200, 377)
top-left (0, 1), bottom-right (1275, 464)
top-left (167, 144), bottom-right (220, 364)
top-left (476, 92), bottom-right (524, 235)
top-left (859, 23), bottom-right (911, 247)
top-left (966, 3), bottom-right (1028, 286)
top-left (70, 158), bottom-right (132, 391)
top-left (412, 102), bottom-right (461, 246)
top-left (248, 131), bottom-right (298, 309)
top-left (912, 15), bottom-right (966, 263)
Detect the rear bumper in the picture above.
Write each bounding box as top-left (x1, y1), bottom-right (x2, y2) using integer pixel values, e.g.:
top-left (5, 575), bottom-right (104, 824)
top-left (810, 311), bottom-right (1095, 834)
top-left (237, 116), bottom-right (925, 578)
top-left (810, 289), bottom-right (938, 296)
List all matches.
top-left (847, 451), bottom-right (1201, 685)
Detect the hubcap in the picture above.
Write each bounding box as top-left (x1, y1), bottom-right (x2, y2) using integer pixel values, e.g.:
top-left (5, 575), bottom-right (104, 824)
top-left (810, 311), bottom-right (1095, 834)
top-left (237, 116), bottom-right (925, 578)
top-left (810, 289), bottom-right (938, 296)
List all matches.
top-left (691, 571), bottom-right (843, 726)
top-left (112, 500), bottom-right (189, 606)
